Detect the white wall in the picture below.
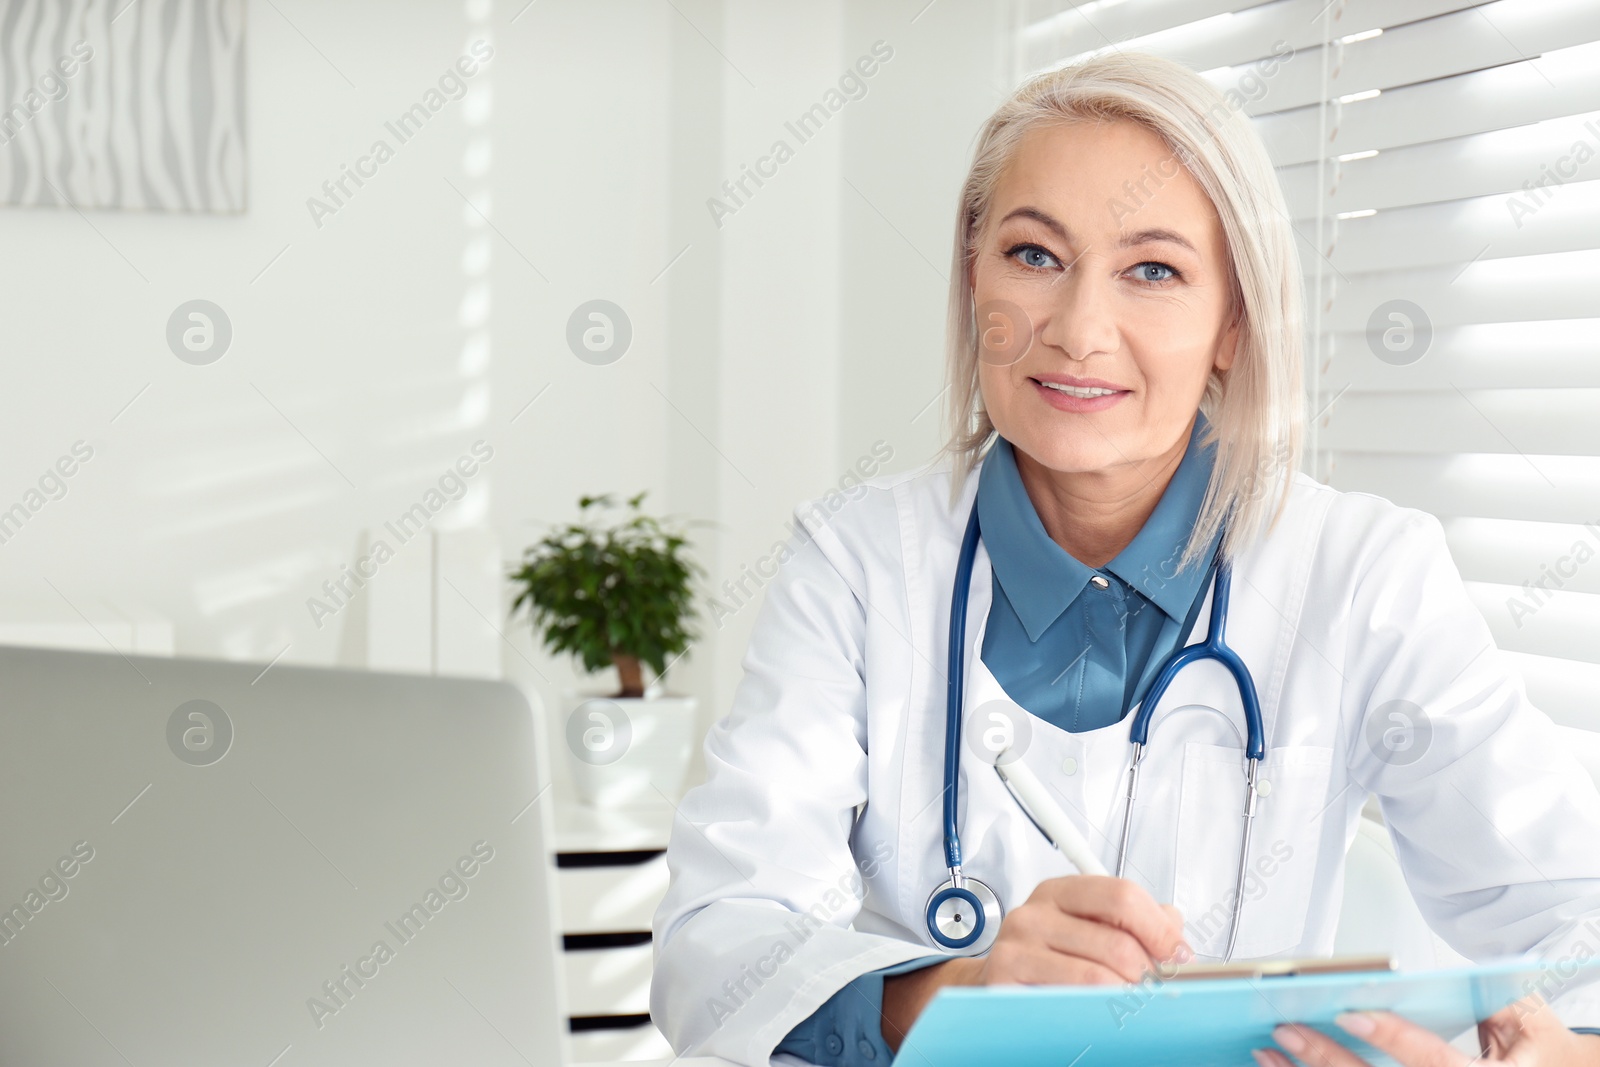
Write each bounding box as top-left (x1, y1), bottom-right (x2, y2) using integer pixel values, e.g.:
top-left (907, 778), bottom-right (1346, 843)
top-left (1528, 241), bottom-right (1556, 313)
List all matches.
top-left (839, 1), bottom-right (1015, 474)
top-left (0, 0), bottom-right (1010, 795)
top-left (1, 2), bottom-right (528, 660)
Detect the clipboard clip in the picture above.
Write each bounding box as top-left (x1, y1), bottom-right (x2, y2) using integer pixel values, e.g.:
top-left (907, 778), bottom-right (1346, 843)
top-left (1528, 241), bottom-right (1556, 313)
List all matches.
top-left (1168, 955), bottom-right (1396, 982)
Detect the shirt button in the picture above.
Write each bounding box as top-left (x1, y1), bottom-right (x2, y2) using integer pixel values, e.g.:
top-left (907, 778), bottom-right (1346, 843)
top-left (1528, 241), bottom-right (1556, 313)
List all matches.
top-left (859, 1038), bottom-right (878, 1059)
top-left (1257, 779), bottom-right (1273, 797)
top-left (825, 1033), bottom-right (844, 1056)
top-left (1062, 757), bottom-right (1078, 776)
top-left (1089, 575), bottom-right (1110, 590)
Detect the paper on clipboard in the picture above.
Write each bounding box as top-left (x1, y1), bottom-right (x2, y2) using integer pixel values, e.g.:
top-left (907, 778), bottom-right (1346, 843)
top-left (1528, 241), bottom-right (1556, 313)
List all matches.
top-left (894, 958), bottom-right (1600, 1067)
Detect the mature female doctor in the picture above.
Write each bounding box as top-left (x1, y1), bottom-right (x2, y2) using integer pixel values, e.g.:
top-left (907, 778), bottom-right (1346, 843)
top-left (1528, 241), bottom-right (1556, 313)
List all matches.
top-left (652, 50), bottom-right (1600, 1067)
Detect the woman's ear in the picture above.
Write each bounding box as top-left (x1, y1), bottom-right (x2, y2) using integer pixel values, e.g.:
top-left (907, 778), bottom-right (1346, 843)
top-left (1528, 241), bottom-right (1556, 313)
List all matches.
top-left (1214, 309), bottom-right (1243, 373)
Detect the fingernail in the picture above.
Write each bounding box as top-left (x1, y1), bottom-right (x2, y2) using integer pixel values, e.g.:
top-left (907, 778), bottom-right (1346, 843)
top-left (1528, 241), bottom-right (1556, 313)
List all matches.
top-left (1336, 1011), bottom-right (1376, 1037)
top-left (1273, 1025), bottom-right (1307, 1055)
top-left (1170, 941), bottom-right (1193, 963)
top-left (1251, 1050), bottom-right (1275, 1067)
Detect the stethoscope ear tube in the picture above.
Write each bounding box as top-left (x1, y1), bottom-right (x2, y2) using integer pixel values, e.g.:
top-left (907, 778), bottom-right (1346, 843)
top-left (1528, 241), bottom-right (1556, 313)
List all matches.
top-left (1223, 757), bottom-right (1263, 963)
top-left (1126, 558), bottom-right (1265, 761)
top-left (1208, 563), bottom-right (1266, 761)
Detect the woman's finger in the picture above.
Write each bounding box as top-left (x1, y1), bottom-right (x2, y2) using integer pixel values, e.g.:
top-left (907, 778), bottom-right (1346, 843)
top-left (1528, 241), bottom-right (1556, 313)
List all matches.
top-left (1271, 1022), bottom-right (1373, 1067)
top-left (1251, 1047), bottom-right (1297, 1067)
top-left (1327, 1011), bottom-right (1471, 1067)
top-left (1039, 875), bottom-right (1188, 963)
top-left (982, 934), bottom-right (1126, 986)
top-left (1482, 994), bottom-right (1556, 1039)
top-left (1477, 993), bottom-right (1568, 1060)
top-left (1032, 912), bottom-right (1172, 983)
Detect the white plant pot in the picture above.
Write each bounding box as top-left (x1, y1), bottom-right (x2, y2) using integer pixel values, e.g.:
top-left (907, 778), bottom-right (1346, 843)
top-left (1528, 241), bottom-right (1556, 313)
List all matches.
top-left (561, 687), bottom-right (698, 808)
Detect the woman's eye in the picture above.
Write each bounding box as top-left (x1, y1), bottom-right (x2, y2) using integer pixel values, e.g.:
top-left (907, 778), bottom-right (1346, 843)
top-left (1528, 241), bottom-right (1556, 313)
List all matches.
top-left (1133, 261), bottom-right (1180, 284)
top-left (1006, 243), bottom-right (1059, 270)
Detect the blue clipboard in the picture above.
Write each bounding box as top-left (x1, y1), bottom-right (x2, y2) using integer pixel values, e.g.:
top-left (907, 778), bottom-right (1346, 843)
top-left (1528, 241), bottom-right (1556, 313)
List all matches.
top-left (896, 959), bottom-right (1600, 1067)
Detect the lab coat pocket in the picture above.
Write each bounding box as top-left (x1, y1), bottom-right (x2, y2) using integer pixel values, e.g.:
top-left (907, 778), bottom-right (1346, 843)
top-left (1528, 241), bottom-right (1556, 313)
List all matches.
top-left (1173, 742), bottom-right (1334, 961)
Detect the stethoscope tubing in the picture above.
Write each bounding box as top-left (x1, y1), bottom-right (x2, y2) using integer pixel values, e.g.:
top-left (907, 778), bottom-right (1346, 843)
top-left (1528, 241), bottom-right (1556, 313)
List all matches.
top-left (1125, 553), bottom-right (1265, 761)
top-left (942, 504), bottom-right (984, 871)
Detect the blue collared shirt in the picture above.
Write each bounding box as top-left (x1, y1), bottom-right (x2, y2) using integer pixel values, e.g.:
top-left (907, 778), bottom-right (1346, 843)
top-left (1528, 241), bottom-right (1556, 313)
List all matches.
top-left (776, 418), bottom-right (1220, 1065)
top-left (976, 416), bottom-right (1220, 729)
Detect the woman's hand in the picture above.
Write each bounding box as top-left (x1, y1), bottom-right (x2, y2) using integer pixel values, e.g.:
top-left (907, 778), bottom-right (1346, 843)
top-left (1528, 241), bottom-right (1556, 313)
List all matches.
top-left (1255, 994), bottom-right (1600, 1067)
top-left (968, 873), bottom-right (1190, 985)
top-left (881, 875), bottom-right (1190, 1051)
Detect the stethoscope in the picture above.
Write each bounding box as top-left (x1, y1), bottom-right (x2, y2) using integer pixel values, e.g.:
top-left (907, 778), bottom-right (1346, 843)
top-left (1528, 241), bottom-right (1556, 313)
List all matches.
top-left (924, 500), bottom-right (1266, 961)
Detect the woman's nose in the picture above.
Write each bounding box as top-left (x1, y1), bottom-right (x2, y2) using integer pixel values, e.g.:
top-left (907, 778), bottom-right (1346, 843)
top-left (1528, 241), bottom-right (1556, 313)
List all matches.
top-left (1034, 260), bottom-right (1120, 362)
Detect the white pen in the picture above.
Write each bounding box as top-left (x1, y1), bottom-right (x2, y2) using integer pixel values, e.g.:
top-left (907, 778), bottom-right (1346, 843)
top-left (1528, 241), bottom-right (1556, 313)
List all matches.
top-left (994, 753), bottom-right (1110, 877)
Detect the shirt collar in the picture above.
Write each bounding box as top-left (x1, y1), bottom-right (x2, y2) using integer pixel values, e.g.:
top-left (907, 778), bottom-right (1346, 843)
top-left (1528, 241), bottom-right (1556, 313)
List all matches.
top-left (974, 413), bottom-right (1219, 642)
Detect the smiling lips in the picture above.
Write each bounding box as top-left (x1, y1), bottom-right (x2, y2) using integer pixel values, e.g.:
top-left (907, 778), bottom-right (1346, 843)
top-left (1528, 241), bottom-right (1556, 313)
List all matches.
top-left (1029, 374), bottom-right (1129, 412)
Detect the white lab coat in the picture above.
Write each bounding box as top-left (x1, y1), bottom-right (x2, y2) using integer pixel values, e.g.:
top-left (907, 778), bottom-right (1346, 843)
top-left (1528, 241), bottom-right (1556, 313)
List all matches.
top-left (652, 460), bottom-right (1600, 1065)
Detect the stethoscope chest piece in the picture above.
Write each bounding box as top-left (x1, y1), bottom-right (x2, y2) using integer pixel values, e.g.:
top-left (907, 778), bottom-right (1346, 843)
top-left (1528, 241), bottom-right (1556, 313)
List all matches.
top-left (924, 874), bottom-right (1002, 954)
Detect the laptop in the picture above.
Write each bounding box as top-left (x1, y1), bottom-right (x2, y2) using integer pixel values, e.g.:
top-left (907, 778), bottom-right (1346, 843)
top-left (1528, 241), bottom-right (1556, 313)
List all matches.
top-left (0, 644), bottom-right (567, 1066)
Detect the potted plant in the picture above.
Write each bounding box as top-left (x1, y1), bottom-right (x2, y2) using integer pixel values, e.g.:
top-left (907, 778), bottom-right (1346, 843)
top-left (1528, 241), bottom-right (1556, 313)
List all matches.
top-left (509, 492), bottom-right (703, 807)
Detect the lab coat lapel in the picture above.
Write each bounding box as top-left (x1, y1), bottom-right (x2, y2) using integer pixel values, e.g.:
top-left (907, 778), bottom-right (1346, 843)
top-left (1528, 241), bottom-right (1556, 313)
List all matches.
top-left (962, 630), bottom-right (1121, 873)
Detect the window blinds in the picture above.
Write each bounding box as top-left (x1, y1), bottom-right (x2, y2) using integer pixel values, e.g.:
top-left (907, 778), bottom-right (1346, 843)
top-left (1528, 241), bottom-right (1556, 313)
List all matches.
top-left (1016, 0), bottom-right (1600, 730)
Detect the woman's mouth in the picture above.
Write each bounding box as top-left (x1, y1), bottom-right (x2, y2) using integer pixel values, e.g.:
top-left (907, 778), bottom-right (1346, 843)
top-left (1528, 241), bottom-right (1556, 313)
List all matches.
top-left (1030, 376), bottom-right (1129, 412)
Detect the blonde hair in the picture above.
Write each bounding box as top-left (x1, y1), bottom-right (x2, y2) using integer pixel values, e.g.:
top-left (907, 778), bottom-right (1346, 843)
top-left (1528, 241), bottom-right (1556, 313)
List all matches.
top-left (941, 50), bottom-right (1303, 570)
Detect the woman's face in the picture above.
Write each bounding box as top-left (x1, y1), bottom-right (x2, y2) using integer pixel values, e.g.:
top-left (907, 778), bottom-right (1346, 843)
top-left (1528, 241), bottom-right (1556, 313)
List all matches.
top-left (972, 118), bottom-right (1240, 479)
